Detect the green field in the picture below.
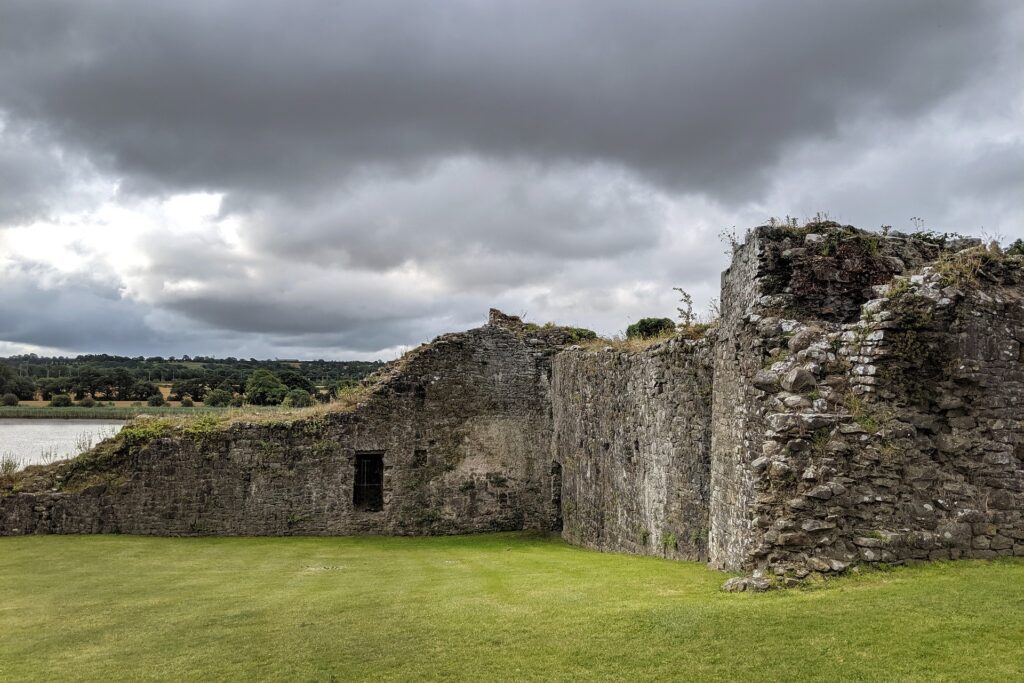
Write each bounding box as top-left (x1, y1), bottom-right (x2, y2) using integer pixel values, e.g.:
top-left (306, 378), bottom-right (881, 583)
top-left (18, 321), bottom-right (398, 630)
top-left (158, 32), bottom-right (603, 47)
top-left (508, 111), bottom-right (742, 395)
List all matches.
top-left (1, 533), bottom-right (1021, 681)
top-left (0, 405), bottom-right (282, 420)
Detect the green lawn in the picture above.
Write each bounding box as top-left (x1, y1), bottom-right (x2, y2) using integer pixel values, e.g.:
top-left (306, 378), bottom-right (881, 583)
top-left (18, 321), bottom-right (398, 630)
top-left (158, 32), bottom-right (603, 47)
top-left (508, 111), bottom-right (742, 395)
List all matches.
top-left (1, 534), bottom-right (1021, 682)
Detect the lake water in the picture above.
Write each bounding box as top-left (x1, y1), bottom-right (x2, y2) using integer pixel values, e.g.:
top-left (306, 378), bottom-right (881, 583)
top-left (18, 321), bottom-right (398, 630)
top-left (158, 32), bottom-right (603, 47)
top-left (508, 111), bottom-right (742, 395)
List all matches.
top-left (0, 420), bottom-right (125, 468)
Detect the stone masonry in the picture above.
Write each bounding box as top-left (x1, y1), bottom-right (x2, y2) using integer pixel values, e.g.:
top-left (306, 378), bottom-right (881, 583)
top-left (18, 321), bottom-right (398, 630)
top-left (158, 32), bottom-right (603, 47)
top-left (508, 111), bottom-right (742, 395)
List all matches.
top-left (3, 223), bottom-right (1024, 588)
top-left (0, 311), bottom-right (583, 537)
top-left (553, 336), bottom-right (713, 561)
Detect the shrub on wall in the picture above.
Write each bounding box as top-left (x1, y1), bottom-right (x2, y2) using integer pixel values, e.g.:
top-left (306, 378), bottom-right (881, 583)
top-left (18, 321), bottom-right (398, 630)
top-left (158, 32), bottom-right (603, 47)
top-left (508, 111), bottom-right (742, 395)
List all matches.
top-left (147, 394), bottom-right (167, 407)
top-left (626, 318), bottom-right (675, 339)
top-left (49, 394), bottom-right (73, 407)
top-left (0, 393), bottom-right (18, 406)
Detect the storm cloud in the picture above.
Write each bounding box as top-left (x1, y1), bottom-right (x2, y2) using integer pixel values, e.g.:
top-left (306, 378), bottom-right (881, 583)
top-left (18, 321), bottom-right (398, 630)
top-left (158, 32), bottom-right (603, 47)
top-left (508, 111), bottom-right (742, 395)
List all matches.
top-left (0, 0), bottom-right (1020, 358)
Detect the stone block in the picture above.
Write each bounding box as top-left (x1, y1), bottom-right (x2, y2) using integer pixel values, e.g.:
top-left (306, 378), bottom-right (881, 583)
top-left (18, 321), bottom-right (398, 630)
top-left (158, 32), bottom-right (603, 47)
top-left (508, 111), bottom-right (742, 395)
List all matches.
top-left (781, 368), bottom-right (817, 393)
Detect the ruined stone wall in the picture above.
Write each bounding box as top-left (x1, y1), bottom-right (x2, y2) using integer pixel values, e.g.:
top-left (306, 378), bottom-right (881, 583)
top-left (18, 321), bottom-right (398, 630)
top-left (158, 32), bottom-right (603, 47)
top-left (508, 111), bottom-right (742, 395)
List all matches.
top-left (4, 223), bottom-right (1024, 586)
top-left (744, 253), bottom-right (1024, 582)
top-left (709, 225), bottom-right (967, 571)
top-left (552, 338), bottom-right (713, 560)
top-left (1, 312), bottom-right (572, 536)
top-left (708, 235), bottom-right (767, 569)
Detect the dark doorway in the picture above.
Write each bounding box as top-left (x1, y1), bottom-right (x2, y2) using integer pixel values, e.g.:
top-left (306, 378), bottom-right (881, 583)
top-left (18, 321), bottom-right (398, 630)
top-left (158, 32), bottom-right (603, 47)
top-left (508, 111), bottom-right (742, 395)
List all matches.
top-left (353, 452), bottom-right (384, 512)
top-left (550, 461), bottom-right (563, 532)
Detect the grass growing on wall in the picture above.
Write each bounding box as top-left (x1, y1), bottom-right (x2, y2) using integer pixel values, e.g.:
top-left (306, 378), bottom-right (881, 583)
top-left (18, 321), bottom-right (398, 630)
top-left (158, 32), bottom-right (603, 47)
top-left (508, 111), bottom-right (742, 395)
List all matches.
top-left (578, 329), bottom-right (678, 353)
top-left (1, 533), bottom-right (1022, 681)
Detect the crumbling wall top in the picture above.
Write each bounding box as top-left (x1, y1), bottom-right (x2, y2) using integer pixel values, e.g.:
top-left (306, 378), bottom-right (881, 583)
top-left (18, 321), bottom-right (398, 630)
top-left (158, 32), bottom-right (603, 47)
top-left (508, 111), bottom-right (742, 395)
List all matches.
top-left (736, 223), bottom-right (982, 323)
top-left (488, 308), bottom-right (528, 332)
top-left (488, 308), bottom-right (597, 348)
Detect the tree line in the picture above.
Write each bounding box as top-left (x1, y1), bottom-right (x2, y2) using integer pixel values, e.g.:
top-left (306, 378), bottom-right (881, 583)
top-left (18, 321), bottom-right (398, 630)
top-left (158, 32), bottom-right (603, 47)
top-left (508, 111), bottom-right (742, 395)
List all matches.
top-left (0, 354), bottom-right (383, 407)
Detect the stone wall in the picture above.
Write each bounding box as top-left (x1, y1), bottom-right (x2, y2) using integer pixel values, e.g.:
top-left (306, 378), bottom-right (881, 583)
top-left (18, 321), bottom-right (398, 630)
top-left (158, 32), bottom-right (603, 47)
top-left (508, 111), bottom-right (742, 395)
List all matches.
top-left (707, 232), bottom-right (766, 569)
top-left (4, 223), bottom-right (1024, 588)
top-left (553, 337), bottom-right (714, 560)
top-left (742, 250), bottom-right (1024, 583)
top-left (708, 225), bottom-right (963, 571)
top-left (0, 311), bottom-right (576, 537)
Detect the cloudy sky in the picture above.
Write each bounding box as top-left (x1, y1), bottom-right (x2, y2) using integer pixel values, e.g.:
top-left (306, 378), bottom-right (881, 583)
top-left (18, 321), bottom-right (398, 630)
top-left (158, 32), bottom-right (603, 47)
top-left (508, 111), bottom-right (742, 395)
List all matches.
top-left (0, 1), bottom-right (1021, 360)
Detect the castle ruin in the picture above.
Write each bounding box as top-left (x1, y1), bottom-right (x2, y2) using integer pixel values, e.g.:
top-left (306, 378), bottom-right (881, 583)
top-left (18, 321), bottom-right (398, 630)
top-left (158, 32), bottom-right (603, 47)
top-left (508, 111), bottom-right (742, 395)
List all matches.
top-left (4, 223), bottom-right (1023, 589)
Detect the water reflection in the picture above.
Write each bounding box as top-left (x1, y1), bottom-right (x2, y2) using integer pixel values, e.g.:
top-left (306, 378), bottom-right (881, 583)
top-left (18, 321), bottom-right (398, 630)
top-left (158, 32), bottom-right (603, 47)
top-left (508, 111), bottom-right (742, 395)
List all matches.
top-left (0, 420), bottom-right (125, 468)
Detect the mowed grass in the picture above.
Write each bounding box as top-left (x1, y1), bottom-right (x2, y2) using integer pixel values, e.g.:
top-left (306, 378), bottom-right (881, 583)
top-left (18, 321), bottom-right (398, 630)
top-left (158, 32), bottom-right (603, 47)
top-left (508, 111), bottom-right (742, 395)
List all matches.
top-left (1, 534), bottom-right (1022, 682)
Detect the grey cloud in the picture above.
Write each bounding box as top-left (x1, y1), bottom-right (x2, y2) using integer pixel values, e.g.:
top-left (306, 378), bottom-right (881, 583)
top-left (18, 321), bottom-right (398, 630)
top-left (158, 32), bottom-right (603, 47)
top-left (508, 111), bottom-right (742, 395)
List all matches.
top-left (0, 258), bottom-right (481, 357)
top-left (0, 0), bottom-right (1019, 359)
top-left (758, 111), bottom-right (1024, 239)
top-left (121, 231), bottom-right (489, 350)
top-left (0, 117), bottom-right (105, 224)
top-left (0, 0), bottom-right (1010, 204)
top-left (242, 159), bottom-right (667, 281)
top-left (0, 261), bottom-right (162, 352)
top-left (117, 158), bottom-right (724, 349)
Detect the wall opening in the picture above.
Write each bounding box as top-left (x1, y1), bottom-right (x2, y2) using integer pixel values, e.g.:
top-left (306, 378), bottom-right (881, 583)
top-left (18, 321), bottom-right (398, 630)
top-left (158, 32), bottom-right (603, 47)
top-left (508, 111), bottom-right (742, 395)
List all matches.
top-left (353, 452), bottom-right (384, 512)
top-left (550, 461), bottom-right (563, 532)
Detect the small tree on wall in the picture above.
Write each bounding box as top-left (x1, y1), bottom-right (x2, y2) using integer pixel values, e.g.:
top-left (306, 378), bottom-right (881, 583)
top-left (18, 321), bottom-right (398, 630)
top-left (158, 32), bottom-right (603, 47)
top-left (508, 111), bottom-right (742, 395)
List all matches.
top-left (674, 287), bottom-right (694, 327)
top-left (673, 287), bottom-right (718, 340)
